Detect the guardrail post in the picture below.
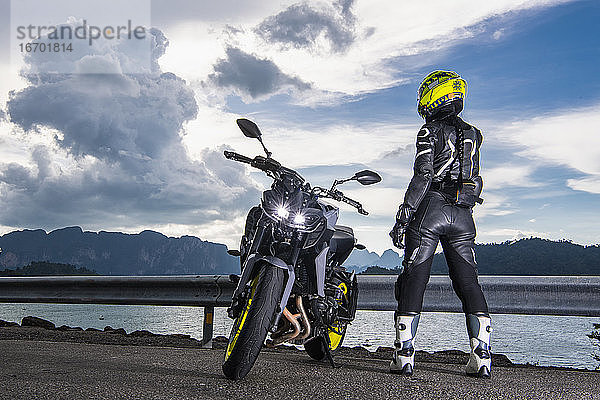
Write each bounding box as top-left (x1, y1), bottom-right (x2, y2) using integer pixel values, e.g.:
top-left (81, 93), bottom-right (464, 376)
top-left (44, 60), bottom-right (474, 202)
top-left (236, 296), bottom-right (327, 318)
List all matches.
top-left (202, 306), bottom-right (214, 348)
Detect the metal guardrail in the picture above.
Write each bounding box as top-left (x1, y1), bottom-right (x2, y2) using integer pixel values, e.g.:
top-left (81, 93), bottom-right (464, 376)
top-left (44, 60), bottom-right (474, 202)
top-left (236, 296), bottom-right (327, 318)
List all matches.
top-left (0, 275), bottom-right (232, 307)
top-left (1, 275), bottom-right (599, 346)
top-left (0, 275), bottom-right (233, 348)
top-left (357, 275), bottom-right (600, 316)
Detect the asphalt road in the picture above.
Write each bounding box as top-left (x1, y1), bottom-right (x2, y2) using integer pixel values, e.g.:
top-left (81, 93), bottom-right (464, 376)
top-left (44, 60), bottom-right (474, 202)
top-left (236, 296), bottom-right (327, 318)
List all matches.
top-left (1, 340), bottom-right (599, 400)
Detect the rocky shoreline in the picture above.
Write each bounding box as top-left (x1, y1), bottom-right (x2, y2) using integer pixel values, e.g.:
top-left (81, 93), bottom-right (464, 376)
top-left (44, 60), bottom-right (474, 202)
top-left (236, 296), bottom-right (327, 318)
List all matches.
top-left (0, 316), bottom-right (587, 372)
top-left (1, 316), bottom-right (207, 349)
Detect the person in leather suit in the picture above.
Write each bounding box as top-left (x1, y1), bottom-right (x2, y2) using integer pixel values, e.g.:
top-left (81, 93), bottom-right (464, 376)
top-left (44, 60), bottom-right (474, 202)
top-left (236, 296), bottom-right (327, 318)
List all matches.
top-left (389, 71), bottom-right (491, 378)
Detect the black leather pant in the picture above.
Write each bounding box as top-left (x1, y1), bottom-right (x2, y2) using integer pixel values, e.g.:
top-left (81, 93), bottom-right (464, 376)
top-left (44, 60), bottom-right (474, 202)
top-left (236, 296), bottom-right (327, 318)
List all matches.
top-left (395, 191), bottom-right (488, 315)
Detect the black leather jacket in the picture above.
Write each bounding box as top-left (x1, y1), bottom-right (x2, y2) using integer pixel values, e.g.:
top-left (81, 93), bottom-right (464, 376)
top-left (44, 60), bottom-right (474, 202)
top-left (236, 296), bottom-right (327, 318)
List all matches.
top-left (397, 115), bottom-right (483, 226)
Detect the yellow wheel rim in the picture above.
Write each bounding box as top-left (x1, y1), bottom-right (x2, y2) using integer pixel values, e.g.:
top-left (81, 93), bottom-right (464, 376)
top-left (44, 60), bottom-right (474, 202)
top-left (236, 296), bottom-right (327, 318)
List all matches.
top-left (328, 325), bottom-right (344, 351)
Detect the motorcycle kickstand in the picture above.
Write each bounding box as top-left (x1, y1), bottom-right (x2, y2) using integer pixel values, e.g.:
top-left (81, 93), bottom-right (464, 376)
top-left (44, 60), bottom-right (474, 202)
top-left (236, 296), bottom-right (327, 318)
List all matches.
top-left (322, 333), bottom-right (340, 369)
top-left (326, 350), bottom-right (339, 368)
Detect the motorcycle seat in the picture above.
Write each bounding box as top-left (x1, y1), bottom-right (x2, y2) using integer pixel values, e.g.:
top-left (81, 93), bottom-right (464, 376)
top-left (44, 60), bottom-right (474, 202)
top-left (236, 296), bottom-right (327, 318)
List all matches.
top-left (334, 225), bottom-right (353, 236)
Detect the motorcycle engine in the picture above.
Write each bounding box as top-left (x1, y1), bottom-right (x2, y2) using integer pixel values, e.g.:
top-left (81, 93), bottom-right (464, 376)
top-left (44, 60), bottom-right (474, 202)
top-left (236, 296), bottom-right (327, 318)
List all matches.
top-left (316, 295), bottom-right (339, 327)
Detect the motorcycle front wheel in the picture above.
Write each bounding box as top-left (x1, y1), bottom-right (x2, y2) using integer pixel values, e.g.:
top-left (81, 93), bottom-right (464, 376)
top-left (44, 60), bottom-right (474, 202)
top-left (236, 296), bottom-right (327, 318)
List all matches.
top-left (222, 265), bottom-right (286, 380)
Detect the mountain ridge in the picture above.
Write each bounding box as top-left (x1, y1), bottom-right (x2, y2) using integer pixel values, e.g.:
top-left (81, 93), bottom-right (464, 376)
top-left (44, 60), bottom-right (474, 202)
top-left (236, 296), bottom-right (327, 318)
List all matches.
top-left (343, 238), bottom-right (600, 275)
top-left (1, 227), bottom-right (598, 276)
top-left (0, 226), bottom-right (239, 275)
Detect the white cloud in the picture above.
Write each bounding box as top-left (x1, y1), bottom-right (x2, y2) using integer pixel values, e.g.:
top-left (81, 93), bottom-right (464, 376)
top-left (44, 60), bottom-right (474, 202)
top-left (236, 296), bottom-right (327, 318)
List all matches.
top-left (102, 215), bottom-right (247, 251)
top-left (157, 22), bottom-right (227, 81)
top-left (495, 103), bottom-right (600, 194)
top-left (151, 0), bottom-right (294, 26)
top-left (473, 192), bottom-right (517, 219)
top-left (477, 228), bottom-right (550, 243)
top-left (0, 26), bottom-right (261, 234)
top-left (350, 223), bottom-right (398, 255)
top-left (567, 176), bottom-right (600, 194)
top-left (0, 62), bottom-right (26, 107)
top-left (483, 165), bottom-right (539, 190)
top-left (343, 187), bottom-right (405, 217)
top-left (263, 0), bottom-right (570, 97)
top-left (157, 0), bottom-right (572, 103)
top-left (185, 118), bottom-right (416, 169)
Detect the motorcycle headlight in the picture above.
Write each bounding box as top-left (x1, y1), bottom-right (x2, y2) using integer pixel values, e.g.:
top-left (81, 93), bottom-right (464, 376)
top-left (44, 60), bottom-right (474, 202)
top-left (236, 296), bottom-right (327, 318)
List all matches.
top-left (293, 213), bottom-right (306, 225)
top-left (294, 210), bottom-right (324, 232)
top-left (264, 204), bottom-right (293, 223)
top-left (277, 207), bottom-right (290, 219)
top-left (267, 206), bottom-right (307, 229)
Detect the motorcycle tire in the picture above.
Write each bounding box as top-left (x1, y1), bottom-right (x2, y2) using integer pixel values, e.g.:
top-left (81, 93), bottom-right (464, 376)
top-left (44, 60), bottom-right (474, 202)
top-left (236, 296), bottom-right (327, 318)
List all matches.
top-left (222, 265), bottom-right (286, 380)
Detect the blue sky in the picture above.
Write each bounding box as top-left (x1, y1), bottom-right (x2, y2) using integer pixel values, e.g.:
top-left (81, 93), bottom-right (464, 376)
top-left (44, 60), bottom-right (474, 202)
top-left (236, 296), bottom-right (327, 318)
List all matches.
top-left (226, 0), bottom-right (600, 120)
top-left (0, 0), bottom-right (598, 254)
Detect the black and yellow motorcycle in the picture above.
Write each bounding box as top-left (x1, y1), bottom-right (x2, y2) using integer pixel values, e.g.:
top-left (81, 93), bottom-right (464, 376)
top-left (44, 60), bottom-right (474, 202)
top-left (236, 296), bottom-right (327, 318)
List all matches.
top-left (223, 119), bottom-right (380, 380)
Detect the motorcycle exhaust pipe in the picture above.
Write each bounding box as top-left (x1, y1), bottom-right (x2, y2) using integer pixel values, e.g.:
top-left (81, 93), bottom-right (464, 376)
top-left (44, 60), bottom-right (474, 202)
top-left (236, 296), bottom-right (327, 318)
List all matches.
top-left (296, 295), bottom-right (311, 340)
top-left (271, 318), bottom-right (291, 340)
top-left (272, 308), bottom-right (301, 346)
top-left (271, 296), bottom-right (312, 345)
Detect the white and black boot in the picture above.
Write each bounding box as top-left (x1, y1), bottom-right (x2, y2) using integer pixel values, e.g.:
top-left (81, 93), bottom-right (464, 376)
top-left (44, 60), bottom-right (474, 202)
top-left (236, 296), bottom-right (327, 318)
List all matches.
top-left (465, 313), bottom-right (492, 378)
top-left (390, 313), bottom-right (420, 376)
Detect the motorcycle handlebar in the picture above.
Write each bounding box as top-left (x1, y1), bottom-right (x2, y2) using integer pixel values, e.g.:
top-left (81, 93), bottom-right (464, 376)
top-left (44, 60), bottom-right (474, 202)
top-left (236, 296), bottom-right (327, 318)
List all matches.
top-left (224, 153), bottom-right (368, 214)
top-left (251, 156), bottom-right (281, 173)
top-left (341, 195), bottom-right (368, 215)
top-left (325, 188), bottom-right (369, 215)
top-left (223, 150), bottom-right (252, 164)
top-left (224, 151), bottom-right (282, 174)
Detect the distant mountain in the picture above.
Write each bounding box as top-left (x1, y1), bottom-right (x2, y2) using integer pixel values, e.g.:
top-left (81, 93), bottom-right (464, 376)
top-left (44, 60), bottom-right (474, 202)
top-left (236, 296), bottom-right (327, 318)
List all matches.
top-left (380, 249), bottom-right (403, 268)
top-left (1, 228), bottom-right (597, 276)
top-left (441, 238), bottom-right (600, 275)
top-left (0, 261), bottom-right (97, 276)
top-left (0, 227), bottom-right (239, 275)
top-left (348, 238), bottom-right (600, 275)
top-left (344, 248), bottom-right (402, 272)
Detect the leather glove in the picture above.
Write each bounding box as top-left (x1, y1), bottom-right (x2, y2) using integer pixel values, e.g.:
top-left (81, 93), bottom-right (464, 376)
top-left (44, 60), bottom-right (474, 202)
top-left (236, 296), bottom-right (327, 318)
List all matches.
top-left (389, 220), bottom-right (407, 249)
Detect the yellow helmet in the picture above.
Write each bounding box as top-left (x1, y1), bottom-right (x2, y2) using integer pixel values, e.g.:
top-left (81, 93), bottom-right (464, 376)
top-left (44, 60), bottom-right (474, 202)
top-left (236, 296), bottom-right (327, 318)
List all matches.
top-left (417, 70), bottom-right (467, 119)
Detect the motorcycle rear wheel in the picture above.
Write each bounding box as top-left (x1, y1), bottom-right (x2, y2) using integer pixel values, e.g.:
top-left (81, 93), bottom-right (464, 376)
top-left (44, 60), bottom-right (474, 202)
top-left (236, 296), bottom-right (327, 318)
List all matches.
top-left (304, 324), bottom-right (348, 361)
top-left (305, 278), bottom-right (352, 361)
top-left (222, 266), bottom-right (286, 380)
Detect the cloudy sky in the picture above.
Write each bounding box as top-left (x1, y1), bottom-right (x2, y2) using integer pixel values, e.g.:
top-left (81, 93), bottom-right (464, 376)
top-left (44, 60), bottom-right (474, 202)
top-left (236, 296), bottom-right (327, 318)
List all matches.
top-left (0, 0), bottom-right (598, 255)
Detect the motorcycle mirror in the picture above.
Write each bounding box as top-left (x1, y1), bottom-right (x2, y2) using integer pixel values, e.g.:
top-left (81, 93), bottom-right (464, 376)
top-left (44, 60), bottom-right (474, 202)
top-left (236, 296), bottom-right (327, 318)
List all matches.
top-left (354, 243), bottom-right (366, 250)
top-left (353, 170), bottom-right (382, 185)
top-left (236, 118), bottom-right (272, 158)
top-left (236, 118), bottom-right (262, 139)
top-left (227, 249), bottom-right (241, 257)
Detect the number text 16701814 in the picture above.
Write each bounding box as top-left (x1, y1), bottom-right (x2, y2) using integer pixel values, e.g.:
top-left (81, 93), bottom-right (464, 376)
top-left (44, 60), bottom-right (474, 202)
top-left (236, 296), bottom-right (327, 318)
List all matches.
top-left (19, 42), bottom-right (73, 53)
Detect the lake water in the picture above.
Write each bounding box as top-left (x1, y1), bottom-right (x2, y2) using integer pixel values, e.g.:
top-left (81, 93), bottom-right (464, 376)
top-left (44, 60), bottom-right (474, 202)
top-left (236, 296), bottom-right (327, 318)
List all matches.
top-left (0, 303), bottom-right (598, 370)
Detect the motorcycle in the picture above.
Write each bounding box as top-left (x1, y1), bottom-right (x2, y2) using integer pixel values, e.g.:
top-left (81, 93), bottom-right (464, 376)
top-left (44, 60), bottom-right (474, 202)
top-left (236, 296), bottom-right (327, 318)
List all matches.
top-left (222, 118), bottom-right (381, 380)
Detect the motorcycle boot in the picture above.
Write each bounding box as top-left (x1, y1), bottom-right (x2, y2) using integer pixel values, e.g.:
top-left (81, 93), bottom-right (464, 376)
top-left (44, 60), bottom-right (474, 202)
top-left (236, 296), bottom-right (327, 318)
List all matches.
top-left (465, 313), bottom-right (492, 378)
top-left (390, 313), bottom-right (420, 375)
